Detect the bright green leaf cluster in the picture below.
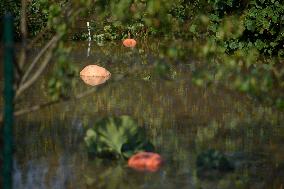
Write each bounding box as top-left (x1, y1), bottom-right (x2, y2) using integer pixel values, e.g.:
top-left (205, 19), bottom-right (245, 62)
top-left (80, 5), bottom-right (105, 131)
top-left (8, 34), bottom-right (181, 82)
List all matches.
top-left (84, 115), bottom-right (154, 159)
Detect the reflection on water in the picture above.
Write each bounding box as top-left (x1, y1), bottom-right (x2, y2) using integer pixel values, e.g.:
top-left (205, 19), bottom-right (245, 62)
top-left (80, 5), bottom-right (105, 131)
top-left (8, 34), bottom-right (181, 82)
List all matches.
top-left (80, 75), bottom-right (111, 86)
top-left (13, 155), bottom-right (78, 189)
top-left (6, 42), bottom-right (284, 189)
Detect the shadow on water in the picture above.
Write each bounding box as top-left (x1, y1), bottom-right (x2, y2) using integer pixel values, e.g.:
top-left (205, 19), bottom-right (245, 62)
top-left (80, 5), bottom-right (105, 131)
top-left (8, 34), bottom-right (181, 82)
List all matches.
top-left (2, 41), bottom-right (284, 189)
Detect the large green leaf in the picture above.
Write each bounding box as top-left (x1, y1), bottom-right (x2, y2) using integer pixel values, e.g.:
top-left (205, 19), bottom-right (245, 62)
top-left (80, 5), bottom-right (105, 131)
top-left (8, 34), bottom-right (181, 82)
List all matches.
top-left (84, 115), bottom-right (154, 159)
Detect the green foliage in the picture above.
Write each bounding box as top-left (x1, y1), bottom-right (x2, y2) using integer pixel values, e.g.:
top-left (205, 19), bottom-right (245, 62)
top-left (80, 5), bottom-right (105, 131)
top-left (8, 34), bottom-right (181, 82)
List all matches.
top-left (188, 0), bottom-right (284, 109)
top-left (0, 0), bottom-right (20, 15)
top-left (47, 43), bottom-right (78, 101)
top-left (0, 0), bottom-right (93, 39)
top-left (3, 0), bottom-right (283, 109)
top-left (82, 0), bottom-right (208, 40)
top-left (0, 0), bottom-right (48, 39)
top-left (26, 0), bottom-right (49, 37)
top-left (84, 115), bottom-right (154, 159)
top-left (0, 0), bottom-right (21, 37)
top-left (90, 22), bottom-right (149, 42)
top-left (193, 39), bottom-right (284, 108)
top-left (208, 0), bottom-right (284, 56)
top-left (208, 0), bottom-right (244, 15)
top-left (242, 0), bottom-right (284, 56)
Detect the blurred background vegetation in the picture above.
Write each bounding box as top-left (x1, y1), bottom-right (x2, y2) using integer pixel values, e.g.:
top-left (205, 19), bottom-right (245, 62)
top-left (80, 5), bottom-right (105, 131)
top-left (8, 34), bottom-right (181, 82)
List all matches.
top-left (0, 0), bottom-right (284, 109)
top-left (0, 0), bottom-right (283, 110)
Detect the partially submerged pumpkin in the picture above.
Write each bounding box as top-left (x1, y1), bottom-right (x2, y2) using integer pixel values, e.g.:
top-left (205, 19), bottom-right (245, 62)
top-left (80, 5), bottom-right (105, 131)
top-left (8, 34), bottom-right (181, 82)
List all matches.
top-left (80, 75), bottom-right (110, 86)
top-left (80, 65), bottom-right (111, 86)
top-left (123, 39), bottom-right (137, 48)
top-left (128, 152), bottom-right (163, 172)
top-left (80, 65), bottom-right (111, 77)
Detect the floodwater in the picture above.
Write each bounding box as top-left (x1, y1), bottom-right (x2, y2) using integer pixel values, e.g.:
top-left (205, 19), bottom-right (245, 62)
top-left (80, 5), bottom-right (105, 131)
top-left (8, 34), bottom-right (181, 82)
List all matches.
top-left (1, 41), bottom-right (284, 189)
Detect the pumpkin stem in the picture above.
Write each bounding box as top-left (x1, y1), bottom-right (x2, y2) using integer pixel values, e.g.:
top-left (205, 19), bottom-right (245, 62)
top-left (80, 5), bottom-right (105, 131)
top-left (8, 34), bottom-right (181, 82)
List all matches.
top-left (128, 31), bottom-right (130, 38)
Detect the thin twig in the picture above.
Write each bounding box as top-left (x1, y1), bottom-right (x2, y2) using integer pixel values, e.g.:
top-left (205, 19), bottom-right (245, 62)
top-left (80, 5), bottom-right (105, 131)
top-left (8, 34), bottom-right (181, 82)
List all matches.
top-left (20, 35), bottom-right (59, 85)
top-left (15, 35), bottom-right (60, 98)
top-left (0, 88), bottom-right (97, 123)
top-left (15, 87), bottom-right (97, 116)
top-left (18, 0), bottom-right (28, 70)
top-left (27, 27), bottom-right (49, 50)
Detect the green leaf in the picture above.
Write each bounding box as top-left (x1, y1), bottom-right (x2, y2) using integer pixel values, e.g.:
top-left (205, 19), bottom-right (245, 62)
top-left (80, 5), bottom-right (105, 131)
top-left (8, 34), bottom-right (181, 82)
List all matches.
top-left (85, 115), bottom-right (154, 159)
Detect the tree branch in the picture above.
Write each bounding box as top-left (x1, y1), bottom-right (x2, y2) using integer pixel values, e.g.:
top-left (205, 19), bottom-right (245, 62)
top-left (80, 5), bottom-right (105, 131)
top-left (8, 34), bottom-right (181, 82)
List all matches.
top-left (15, 35), bottom-right (60, 99)
top-left (0, 87), bottom-right (97, 123)
top-left (19, 35), bottom-right (59, 85)
top-left (18, 0), bottom-right (28, 70)
top-left (27, 27), bottom-right (49, 50)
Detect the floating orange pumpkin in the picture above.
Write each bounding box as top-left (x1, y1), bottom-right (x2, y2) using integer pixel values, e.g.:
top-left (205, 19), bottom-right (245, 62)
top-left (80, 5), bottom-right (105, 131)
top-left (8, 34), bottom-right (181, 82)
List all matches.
top-left (80, 65), bottom-right (111, 86)
top-left (128, 152), bottom-right (163, 172)
top-left (123, 38), bottom-right (137, 48)
top-left (80, 65), bottom-right (111, 77)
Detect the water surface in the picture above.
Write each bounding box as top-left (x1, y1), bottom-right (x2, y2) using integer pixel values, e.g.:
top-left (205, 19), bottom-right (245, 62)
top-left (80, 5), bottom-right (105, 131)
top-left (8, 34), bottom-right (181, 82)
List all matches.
top-left (3, 41), bottom-right (284, 189)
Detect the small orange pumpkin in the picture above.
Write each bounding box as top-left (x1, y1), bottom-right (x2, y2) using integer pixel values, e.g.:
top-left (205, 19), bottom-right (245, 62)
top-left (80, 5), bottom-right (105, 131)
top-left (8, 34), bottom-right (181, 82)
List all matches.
top-left (123, 38), bottom-right (137, 48)
top-left (128, 152), bottom-right (163, 172)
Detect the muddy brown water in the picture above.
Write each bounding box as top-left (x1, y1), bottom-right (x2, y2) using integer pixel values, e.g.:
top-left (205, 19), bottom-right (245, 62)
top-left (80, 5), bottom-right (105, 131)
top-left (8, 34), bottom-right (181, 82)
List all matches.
top-left (1, 41), bottom-right (284, 189)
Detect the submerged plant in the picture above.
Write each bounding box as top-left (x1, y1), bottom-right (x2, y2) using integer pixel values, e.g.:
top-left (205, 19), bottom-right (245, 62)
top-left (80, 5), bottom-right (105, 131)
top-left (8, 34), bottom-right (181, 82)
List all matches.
top-left (196, 149), bottom-right (234, 172)
top-left (84, 115), bottom-right (154, 159)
